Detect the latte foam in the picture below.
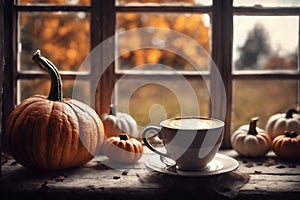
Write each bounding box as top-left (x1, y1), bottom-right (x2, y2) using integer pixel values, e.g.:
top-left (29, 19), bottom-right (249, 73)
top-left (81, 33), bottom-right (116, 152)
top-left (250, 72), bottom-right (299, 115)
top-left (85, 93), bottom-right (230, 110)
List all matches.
top-left (161, 117), bottom-right (224, 130)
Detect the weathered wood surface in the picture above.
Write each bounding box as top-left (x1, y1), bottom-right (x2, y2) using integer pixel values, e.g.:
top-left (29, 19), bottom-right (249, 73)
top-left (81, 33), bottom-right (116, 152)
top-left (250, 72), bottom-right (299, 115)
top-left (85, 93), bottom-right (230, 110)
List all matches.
top-left (1, 149), bottom-right (300, 200)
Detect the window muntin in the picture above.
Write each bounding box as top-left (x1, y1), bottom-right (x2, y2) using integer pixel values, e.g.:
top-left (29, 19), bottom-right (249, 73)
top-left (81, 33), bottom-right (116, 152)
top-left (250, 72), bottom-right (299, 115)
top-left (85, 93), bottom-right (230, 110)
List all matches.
top-left (231, 1), bottom-right (300, 142)
top-left (114, 6), bottom-right (213, 133)
top-left (4, 0), bottom-right (299, 148)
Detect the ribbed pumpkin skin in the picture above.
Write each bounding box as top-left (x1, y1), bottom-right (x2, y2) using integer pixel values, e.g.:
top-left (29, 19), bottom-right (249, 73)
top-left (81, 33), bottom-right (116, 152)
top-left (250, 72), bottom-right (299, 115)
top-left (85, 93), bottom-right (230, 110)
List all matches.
top-left (265, 109), bottom-right (300, 140)
top-left (231, 125), bottom-right (271, 157)
top-left (231, 117), bottom-right (271, 157)
top-left (272, 132), bottom-right (300, 160)
top-left (6, 95), bottom-right (105, 170)
top-left (103, 134), bottom-right (143, 164)
top-left (102, 113), bottom-right (138, 138)
top-left (101, 105), bottom-right (139, 139)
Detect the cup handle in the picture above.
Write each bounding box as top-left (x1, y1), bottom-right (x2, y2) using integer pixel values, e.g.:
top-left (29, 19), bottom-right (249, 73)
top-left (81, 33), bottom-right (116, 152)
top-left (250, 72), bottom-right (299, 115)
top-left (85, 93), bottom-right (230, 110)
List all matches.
top-left (142, 126), bottom-right (168, 157)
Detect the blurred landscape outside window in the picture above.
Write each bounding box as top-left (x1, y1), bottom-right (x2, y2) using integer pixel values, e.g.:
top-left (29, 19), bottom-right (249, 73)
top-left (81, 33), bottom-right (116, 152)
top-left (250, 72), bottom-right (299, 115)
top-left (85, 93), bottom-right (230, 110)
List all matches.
top-left (232, 14), bottom-right (299, 130)
top-left (16, 0), bottom-right (299, 138)
top-left (233, 0), bottom-right (300, 7)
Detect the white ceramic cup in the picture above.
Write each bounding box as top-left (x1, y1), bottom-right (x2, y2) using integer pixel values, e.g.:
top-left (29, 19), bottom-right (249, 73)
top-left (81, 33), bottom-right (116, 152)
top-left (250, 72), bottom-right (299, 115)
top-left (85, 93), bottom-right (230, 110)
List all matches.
top-left (142, 116), bottom-right (225, 171)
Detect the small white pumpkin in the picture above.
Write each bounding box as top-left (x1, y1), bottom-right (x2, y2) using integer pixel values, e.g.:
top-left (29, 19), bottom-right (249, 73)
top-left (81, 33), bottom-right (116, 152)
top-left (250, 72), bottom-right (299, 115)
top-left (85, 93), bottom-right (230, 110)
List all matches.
top-left (231, 117), bottom-right (271, 157)
top-left (101, 104), bottom-right (139, 139)
top-left (265, 108), bottom-right (300, 140)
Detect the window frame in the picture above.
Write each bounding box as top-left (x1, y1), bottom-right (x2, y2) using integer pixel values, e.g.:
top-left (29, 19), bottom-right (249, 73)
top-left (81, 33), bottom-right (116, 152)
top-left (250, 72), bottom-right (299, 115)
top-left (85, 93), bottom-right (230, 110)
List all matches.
top-left (1, 0), bottom-right (300, 151)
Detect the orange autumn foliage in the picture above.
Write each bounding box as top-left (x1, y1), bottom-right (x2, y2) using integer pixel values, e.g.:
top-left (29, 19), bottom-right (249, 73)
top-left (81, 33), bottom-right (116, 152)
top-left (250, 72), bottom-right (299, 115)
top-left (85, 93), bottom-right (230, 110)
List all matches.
top-left (117, 0), bottom-right (210, 71)
top-left (20, 0), bottom-right (210, 72)
top-left (118, 11), bottom-right (210, 70)
top-left (20, 0), bottom-right (90, 5)
top-left (20, 0), bottom-right (90, 72)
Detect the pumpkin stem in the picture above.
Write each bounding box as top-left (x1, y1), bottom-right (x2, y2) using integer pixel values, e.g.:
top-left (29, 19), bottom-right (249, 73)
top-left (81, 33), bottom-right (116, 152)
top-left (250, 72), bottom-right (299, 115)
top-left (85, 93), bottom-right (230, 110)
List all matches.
top-left (248, 117), bottom-right (259, 135)
top-left (284, 131), bottom-right (298, 138)
top-left (119, 134), bottom-right (129, 140)
top-left (109, 104), bottom-right (117, 116)
top-left (285, 108), bottom-right (298, 119)
top-left (32, 50), bottom-right (63, 102)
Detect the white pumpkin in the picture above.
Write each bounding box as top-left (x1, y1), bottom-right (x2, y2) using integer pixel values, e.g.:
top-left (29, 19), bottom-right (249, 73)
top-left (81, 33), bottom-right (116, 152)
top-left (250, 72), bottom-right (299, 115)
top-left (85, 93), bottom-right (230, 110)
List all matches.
top-left (265, 108), bottom-right (300, 140)
top-left (231, 117), bottom-right (271, 157)
top-left (101, 104), bottom-right (139, 139)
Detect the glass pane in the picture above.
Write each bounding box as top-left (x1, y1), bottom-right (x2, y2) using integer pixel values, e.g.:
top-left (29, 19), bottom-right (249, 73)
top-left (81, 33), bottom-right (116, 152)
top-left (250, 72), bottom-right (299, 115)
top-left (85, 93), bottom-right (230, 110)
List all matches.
top-left (18, 79), bottom-right (50, 102)
top-left (18, 79), bottom-right (91, 105)
top-left (233, 16), bottom-right (298, 71)
top-left (117, 0), bottom-right (212, 6)
top-left (115, 77), bottom-right (210, 132)
top-left (232, 80), bottom-right (299, 133)
top-left (18, 0), bottom-right (90, 5)
top-left (234, 0), bottom-right (300, 7)
top-left (116, 13), bottom-right (211, 72)
top-left (19, 12), bottom-right (90, 72)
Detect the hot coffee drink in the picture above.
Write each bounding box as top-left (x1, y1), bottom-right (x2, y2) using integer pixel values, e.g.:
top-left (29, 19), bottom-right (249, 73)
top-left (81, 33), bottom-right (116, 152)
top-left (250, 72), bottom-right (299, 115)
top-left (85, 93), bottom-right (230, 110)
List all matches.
top-left (142, 116), bottom-right (225, 171)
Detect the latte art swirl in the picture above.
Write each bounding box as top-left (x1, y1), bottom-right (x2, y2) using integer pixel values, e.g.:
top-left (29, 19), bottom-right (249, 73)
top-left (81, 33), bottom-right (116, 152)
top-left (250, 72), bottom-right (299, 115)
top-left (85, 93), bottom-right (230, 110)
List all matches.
top-left (162, 117), bottom-right (224, 130)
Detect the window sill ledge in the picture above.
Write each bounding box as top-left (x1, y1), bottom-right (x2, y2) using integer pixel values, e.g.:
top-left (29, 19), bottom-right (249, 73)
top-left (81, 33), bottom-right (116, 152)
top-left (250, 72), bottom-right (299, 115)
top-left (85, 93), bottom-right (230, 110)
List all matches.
top-left (1, 149), bottom-right (300, 200)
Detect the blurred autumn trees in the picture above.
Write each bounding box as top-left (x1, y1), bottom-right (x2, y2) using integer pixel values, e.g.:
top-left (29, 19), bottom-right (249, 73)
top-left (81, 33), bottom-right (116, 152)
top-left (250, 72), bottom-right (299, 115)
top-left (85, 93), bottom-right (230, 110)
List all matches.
top-left (117, 0), bottom-right (210, 71)
top-left (20, 0), bottom-right (90, 71)
top-left (235, 23), bottom-right (297, 70)
top-left (20, 0), bottom-right (89, 4)
top-left (117, 12), bottom-right (210, 71)
top-left (20, 0), bottom-right (210, 72)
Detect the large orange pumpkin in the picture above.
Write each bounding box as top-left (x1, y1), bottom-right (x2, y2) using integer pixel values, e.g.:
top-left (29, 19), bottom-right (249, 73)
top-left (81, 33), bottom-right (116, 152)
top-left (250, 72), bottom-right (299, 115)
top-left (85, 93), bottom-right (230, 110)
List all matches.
top-left (5, 50), bottom-right (105, 170)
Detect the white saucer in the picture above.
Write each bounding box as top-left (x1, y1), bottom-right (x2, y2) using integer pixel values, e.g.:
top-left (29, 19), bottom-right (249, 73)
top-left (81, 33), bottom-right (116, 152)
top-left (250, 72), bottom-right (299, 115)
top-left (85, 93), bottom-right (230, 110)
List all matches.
top-left (144, 153), bottom-right (239, 177)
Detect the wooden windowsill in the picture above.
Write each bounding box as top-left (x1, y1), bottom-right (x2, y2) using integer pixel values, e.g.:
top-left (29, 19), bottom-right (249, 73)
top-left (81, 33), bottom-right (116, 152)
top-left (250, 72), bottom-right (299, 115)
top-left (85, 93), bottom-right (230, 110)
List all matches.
top-left (1, 149), bottom-right (300, 200)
